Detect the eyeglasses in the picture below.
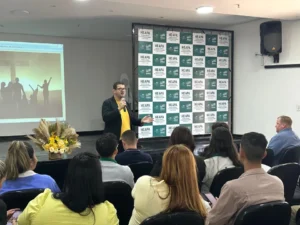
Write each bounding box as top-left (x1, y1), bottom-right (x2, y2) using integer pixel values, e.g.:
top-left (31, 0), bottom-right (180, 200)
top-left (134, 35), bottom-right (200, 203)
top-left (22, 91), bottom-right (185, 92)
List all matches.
top-left (117, 88), bottom-right (126, 91)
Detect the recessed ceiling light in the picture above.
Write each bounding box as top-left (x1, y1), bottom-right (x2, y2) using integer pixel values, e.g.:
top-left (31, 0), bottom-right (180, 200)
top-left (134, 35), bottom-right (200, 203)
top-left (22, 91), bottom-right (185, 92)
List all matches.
top-left (75, 0), bottom-right (90, 2)
top-left (10, 9), bottom-right (30, 15)
top-left (196, 6), bottom-right (213, 14)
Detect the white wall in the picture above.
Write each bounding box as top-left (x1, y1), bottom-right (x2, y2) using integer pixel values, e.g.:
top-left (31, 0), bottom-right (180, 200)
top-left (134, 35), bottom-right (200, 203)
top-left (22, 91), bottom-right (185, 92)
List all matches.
top-left (229, 20), bottom-right (300, 140)
top-left (0, 33), bottom-right (132, 136)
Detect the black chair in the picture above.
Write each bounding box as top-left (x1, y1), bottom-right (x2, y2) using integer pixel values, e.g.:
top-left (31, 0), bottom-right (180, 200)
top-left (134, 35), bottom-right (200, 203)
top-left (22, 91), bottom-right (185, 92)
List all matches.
top-left (103, 181), bottom-right (133, 225)
top-left (234, 201), bottom-right (291, 225)
top-left (262, 149), bottom-right (274, 167)
top-left (210, 167), bottom-right (244, 197)
top-left (0, 189), bottom-right (44, 210)
top-left (34, 159), bottom-right (71, 190)
top-left (268, 163), bottom-right (300, 203)
top-left (129, 162), bottom-right (153, 182)
top-left (140, 211), bottom-right (204, 225)
top-left (279, 146), bottom-right (300, 164)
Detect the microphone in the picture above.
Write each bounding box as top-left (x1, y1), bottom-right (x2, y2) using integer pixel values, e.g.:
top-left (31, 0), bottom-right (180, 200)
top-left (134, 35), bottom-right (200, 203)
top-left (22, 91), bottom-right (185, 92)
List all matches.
top-left (121, 98), bottom-right (127, 112)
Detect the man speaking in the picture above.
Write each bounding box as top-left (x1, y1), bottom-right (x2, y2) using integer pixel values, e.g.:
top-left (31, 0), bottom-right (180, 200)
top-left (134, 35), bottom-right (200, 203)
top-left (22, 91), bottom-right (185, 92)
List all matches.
top-left (102, 81), bottom-right (153, 152)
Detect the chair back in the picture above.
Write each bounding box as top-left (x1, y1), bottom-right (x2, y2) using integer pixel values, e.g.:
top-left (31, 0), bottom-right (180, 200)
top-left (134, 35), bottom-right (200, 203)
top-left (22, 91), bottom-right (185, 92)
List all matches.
top-left (234, 201), bottom-right (291, 225)
top-left (129, 162), bottom-right (153, 182)
top-left (140, 211), bottom-right (205, 225)
top-left (279, 146), bottom-right (300, 164)
top-left (103, 181), bottom-right (133, 225)
top-left (262, 149), bottom-right (274, 167)
top-left (0, 188), bottom-right (44, 210)
top-left (268, 163), bottom-right (300, 203)
top-left (210, 167), bottom-right (244, 197)
top-left (34, 159), bottom-right (71, 190)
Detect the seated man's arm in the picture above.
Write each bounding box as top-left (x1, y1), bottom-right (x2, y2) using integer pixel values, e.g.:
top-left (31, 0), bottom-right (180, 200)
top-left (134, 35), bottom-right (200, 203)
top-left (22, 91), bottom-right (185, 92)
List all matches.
top-left (267, 135), bottom-right (281, 156)
top-left (205, 183), bottom-right (240, 225)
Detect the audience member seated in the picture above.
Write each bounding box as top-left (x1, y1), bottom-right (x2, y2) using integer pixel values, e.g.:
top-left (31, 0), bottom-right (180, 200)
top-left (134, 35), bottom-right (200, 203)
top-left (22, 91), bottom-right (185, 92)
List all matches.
top-left (150, 126), bottom-right (206, 186)
top-left (116, 130), bottom-right (152, 165)
top-left (0, 160), bottom-right (20, 225)
top-left (206, 132), bottom-right (284, 225)
top-left (0, 141), bottom-right (60, 195)
top-left (268, 116), bottom-right (300, 164)
top-left (201, 122), bottom-right (238, 156)
top-left (129, 145), bottom-right (211, 225)
top-left (96, 133), bottom-right (134, 188)
top-left (201, 127), bottom-right (242, 193)
top-left (17, 152), bottom-right (119, 225)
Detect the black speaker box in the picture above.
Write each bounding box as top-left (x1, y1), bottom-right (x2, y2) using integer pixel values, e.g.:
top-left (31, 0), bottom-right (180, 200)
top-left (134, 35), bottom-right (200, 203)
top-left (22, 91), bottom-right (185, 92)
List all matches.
top-left (260, 21), bottom-right (282, 56)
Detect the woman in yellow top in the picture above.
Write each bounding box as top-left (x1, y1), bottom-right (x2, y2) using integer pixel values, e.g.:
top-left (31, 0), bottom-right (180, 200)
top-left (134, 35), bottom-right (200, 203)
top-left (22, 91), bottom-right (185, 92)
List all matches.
top-left (129, 144), bottom-right (211, 225)
top-left (17, 152), bottom-right (119, 225)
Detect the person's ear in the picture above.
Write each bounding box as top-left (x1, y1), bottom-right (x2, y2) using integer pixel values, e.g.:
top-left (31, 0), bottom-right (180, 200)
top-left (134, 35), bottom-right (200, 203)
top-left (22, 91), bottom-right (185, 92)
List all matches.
top-left (114, 149), bottom-right (118, 155)
top-left (262, 150), bottom-right (267, 159)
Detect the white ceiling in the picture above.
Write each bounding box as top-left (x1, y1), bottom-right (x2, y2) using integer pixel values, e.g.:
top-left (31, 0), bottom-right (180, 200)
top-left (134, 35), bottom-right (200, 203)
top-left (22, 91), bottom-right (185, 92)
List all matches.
top-left (0, 0), bottom-right (299, 40)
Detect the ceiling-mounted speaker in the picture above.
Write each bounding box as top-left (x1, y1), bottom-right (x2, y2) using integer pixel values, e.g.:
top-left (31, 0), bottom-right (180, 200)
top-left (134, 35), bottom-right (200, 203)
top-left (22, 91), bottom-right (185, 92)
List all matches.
top-left (260, 21), bottom-right (282, 63)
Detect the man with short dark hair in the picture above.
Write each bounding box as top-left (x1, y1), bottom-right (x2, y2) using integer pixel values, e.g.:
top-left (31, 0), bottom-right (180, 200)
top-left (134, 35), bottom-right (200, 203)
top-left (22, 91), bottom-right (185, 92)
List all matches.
top-left (115, 130), bottom-right (152, 165)
top-left (268, 116), bottom-right (300, 164)
top-left (96, 133), bottom-right (134, 188)
top-left (102, 82), bottom-right (153, 152)
top-left (206, 132), bottom-right (284, 225)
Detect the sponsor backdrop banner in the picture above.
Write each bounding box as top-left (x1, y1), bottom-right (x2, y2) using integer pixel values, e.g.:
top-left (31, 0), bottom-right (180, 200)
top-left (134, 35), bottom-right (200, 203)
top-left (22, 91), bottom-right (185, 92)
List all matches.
top-left (136, 26), bottom-right (231, 138)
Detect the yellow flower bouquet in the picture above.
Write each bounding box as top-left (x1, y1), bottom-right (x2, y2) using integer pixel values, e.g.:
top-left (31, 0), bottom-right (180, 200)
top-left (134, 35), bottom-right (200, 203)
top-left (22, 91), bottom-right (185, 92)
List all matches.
top-left (28, 119), bottom-right (81, 156)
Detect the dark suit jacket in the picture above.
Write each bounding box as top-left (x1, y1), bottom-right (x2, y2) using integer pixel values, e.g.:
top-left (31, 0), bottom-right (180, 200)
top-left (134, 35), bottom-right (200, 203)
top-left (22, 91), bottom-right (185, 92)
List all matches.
top-left (115, 149), bottom-right (153, 165)
top-left (0, 199), bottom-right (7, 225)
top-left (102, 96), bottom-right (142, 140)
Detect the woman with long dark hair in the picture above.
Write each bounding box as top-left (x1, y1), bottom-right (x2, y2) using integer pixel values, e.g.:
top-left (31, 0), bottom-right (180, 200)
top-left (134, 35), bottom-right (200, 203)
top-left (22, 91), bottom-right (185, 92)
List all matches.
top-left (17, 152), bottom-right (119, 225)
top-left (201, 127), bottom-right (241, 193)
top-left (129, 145), bottom-right (210, 225)
top-left (150, 126), bottom-right (206, 185)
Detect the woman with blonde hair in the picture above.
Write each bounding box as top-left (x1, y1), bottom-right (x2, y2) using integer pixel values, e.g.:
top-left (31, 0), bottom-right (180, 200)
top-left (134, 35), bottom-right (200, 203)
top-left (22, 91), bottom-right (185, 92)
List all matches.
top-left (0, 141), bottom-right (60, 194)
top-left (129, 144), bottom-right (210, 225)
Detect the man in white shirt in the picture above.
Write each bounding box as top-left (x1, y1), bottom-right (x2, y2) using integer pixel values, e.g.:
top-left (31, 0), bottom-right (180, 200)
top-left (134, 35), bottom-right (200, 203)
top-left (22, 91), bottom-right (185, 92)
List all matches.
top-left (96, 133), bottom-right (134, 188)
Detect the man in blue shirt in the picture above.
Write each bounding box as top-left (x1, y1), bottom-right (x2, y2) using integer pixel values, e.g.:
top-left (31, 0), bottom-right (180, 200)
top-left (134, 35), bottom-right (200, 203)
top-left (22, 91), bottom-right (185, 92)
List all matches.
top-left (115, 130), bottom-right (153, 165)
top-left (268, 116), bottom-right (300, 164)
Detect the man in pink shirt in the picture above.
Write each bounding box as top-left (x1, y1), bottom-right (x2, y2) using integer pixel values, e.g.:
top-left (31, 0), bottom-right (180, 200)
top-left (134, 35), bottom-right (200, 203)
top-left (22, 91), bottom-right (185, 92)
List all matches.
top-left (206, 132), bottom-right (284, 225)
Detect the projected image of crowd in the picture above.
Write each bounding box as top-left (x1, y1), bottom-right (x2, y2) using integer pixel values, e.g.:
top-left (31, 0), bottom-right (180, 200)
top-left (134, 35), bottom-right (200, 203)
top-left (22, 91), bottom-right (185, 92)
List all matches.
top-left (0, 77), bottom-right (61, 119)
top-left (0, 77), bottom-right (52, 107)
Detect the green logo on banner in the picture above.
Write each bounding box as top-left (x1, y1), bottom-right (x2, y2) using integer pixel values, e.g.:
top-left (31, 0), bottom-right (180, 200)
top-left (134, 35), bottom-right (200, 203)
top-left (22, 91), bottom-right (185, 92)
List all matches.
top-left (138, 42), bottom-right (152, 54)
top-left (180, 56), bottom-right (192, 67)
top-left (153, 78), bottom-right (166, 90)
top-left (180, 32), bottom-right (193, 44)
top-left (205, 123), bottom-right (213, 134)
top-left (138, 66), bottom-right (152, 78)
top-left (205, 101), bottom-right (217, 111)
top-left (167, 90), bottom-right (180, 101)
top-left (206, 57), bottom-right (217, 68)
top-left (167, 44), bottom-right (180, 55)
top-left (217, 90), bottom-right (229, 100)
top-left (193, 112), bottom-right (205, 123)
top-left (153, 30), bottom-right (166, 42)
top-left (180, 101), bottom-right (192, 112)
top-left (138, 90), bottom-right (152, 102)
top-left (153, 125), bottom-right (166, 137)
top-left (193, 68), bottom-right (205, 78)
top-left (217, 69), bottom-right (229, 79)
top-left (218, 46), bottom-right (229, 57)
top-left (167, 113), bottom-right (180, 125)
top-left (193, 45), bottom-right (205, 56)
top-left (181, 124), bottom-right (192, 131)
top-left (167, 67), bottom-right (179, 78)
top-left (180, 79), bottom-right (192, 90)
top-left (153, 54), bottom-right (166, 66)
top-left (217, 112), bottom-right (229, 122)
top-left (193, 90), bottom-right (205, 101)
top-left (138, 114), bottom-right (152, 126)
top-left (153, 102), bottom-right (166, 113)
top-left (205, 79), bottom-right (217, 89)
top-left (206, 34), bottom-right (218, 45)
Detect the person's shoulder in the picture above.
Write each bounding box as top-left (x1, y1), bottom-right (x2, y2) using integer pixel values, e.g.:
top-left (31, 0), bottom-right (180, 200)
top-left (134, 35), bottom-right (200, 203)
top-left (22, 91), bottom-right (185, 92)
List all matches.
top-left (34, 173), bottom-right (56, 183)
top-left (103, 96), bottom-right (114, 104)
top-left (266, 173), bottom-right (284, 187)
